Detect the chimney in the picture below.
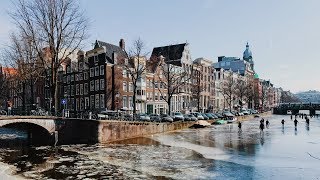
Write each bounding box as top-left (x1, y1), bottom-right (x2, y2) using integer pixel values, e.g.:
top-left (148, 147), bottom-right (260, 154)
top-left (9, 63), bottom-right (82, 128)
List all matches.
top-left (119, 39), bottom-right (125, 50)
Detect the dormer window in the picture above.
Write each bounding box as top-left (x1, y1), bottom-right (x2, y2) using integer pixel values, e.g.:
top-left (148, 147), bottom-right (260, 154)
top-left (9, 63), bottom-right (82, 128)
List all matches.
top-left (94, 55), bottom-right (98, 64)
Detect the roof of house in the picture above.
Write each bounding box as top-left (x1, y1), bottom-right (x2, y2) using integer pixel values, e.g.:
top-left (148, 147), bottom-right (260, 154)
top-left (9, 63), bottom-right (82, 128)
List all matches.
top-left (150, 43), bottom-right (186, 66)
top-left (1, 67), bottom-right (17, 76)
top-left (94, 40), bottom-right (128, 64)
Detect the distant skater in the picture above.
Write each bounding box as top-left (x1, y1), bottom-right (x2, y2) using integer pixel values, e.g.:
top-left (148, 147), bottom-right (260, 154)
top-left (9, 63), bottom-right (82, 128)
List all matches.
top-left (238, 121), bottom-right (242, 131)
top-left (260, 122), bottom-right (265, 132)
top-left (306, 118), bottom-right (310, 125)
top-left (281, 119), bottom-right (285, 127)
top-left (294, 119), bottom-right (299, 128)
top-left (290, 115), bottom-right (293, 120)
top-left (266, 119), bottom-right (270, 128)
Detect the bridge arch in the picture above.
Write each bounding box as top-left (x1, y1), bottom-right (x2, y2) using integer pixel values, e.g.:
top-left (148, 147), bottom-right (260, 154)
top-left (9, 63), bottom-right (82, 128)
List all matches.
top-left (0, 119), bottom-right (56, 145)
top-left (0, 119), bottom-right (56, 134)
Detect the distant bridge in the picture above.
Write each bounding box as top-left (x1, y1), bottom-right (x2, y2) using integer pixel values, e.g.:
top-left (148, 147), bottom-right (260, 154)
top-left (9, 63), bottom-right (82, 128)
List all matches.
top-left (274, 103), bottom-right (320, 115)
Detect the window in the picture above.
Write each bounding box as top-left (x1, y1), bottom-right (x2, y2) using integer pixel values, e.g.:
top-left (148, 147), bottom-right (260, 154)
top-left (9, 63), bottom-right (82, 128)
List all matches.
top-left (85, 97), bottom-right (89, 109)
top-left (90, 81), bottom-right (94, 91)
top-left (100, 65), bottom-right (104, 75)
top-left (64, 86), bottom-right (67, 95)
top-left (90, 68), bottom-right (94, 77)
top-left (71, 98), bottom-right (74, 110)
top-left (129, 96), bottom-right (133, 108)
top-left (70, 85), bottom-right (74, 96)
top-left (95, 80), bottom-right (99, 91)
top-left (63, 76), bottom-right (66, 83)
top-left (123, 69), bottom-right (127, 77)
top-left (80, 97), bottom-right (84, 110)
top-left (84, 72), bottom-right (88, 80)
top-left (76, 84), bottom-right (79, 95)
top-left (123, 82), bottom-right (127, 92)
top-left (80, 84), bottom-right (83, 95)
top-left (95, 94), bottom-right (99, 108)
top-left (123, 96), bottom-right (127, 107)
top-left (79, 73), bottom-right (83, 81)
top-left (71, 74), bottom-right (74, 82)
top-left (79, 62), bottom-right (83, 72)
top-left (100, 94), bottom-right (105, 108)
top-left (84, 83), bottom-right (88, 95)
top-left (95, 66), bottom-right (99, 76)
top-left (94, 55), bottom-right (98, 64)
top-left (129, 83), bottom-right (133, 92)
top-left (154, 82), bottom-right (158, 88)
top-left (100, 79), bottom-right (105, 90)
top-left (75, 74), bottom-right (79, 81)
top-left (155, 93), bottom-right (158, 101)
top-left (67, 66), bottom-right (71, 73)
top-left (67, 85), bottom-right (71, 96)
top-left (90, 95), bottom-right (94, 108)
top-left (137, 90), bottom-right (141, 95)
top-left (67, 75), bottom-right (70, 84)
top-left (76, 98), bottom-right (79, 111)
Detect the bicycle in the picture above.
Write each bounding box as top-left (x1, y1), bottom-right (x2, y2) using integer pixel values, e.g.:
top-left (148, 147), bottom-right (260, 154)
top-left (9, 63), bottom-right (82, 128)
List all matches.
top-left (0, 110), bottom-right (7, 116)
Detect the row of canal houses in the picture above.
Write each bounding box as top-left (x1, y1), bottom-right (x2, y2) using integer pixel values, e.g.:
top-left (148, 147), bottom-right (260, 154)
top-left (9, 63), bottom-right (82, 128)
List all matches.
top-left (0, 39), bottom-right (282, 117)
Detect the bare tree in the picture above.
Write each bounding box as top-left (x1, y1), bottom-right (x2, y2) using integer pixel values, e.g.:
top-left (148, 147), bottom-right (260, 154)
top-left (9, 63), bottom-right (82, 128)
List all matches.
top-left (219, 74), bottom-right (235, 111)
top-left (261, 85), bottom-right (269, 111)
top-left (153, 56), bottom-right (191, 115)
top-left (2, 33), bottom-right (44, 113)
top-left (0, 67), bottom-right (9, 109)
top-left (235, 78), bottom-right (247, 108)
top-left (118, 38), bottom-right (148, 117)
top-left (9, 0), bottom-right (88, 113)
top-left (191, 63), bottom-right (205, 112)
top-left (244, 79), bottom-right (255, 109)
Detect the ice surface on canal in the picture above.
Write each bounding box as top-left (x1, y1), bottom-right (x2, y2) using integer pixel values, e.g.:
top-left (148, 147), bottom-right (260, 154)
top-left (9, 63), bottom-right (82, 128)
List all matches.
top-left (1, 115), bottom-right (320, 179)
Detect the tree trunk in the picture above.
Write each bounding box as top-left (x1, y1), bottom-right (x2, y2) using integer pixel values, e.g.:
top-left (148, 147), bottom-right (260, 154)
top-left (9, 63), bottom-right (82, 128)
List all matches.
top-left (133, 86), bottom-right (137, 117)
top-left (30, 78), bottom-right (34, 105)
top-left (22, 82), bottom-right (26, 115)
top-left (168, 95), bottom-right (171, 115)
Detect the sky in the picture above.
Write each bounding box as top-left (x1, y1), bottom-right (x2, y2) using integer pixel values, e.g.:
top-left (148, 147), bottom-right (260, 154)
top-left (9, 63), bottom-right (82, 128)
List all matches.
top-left (0, 0), bottom-right (320, 93)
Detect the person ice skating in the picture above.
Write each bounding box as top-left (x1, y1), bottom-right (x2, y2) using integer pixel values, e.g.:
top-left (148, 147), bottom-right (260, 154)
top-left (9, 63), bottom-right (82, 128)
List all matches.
top-left (294, 119), bottom-right (299, 128)
top-left (306, 118), bottom-right (310, 125)
top-left (266, 119), bottom-right (270, 128)
top-left (259, 122), bottom-right (265, 132)
top-left (238, 121), bottom-right (242, 131)
top-left (281, 119), bottom-right (285, 126)
top-left (290, 114), bottom-right (293, 120)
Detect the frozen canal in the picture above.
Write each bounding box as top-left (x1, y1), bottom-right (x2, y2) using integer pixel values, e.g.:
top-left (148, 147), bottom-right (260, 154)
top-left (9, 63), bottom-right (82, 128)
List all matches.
top-left (0, 115), bottom-right (320, 179)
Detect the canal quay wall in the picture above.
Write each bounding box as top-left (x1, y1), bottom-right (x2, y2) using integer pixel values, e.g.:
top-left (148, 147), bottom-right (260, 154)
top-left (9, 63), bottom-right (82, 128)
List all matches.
top-left (58, 112), bottom-right (271, 144)
top-left (0, 112), bottom-right (272, 145)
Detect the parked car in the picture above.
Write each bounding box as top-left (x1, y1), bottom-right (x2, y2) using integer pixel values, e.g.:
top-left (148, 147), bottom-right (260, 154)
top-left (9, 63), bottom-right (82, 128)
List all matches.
top-left (172, 112), bottom-right (184, 121)
top-left (191, 112), bottom-right (204, 120)
top-left (183, 114), bottom-right (191, 121)
top-left (226, 116), bottom-right (237, 123)
top-left (136, 113), bottom-right (151, 121)
top-left (187, 114), bottom-right (197, 121)
top-left (201, 113), bottom-right (209, 120)
top-left (214, 113), bottom-right (224, 119)
top-left (241, 110), bottom-right (250, 115)
top-left (97, 111), bottom-right (109, 120)
top-left (149, 114), bottom-right (161, 122)
top-left (205, 113), bottom-right (215, 120)
top-left (209, 113), bottom-right (219, 119)
top-left (222, 111), bottom-right (235, 117)
top-left (238, 112), bottom-right (244, 116)
top-left (160, 114), bottom-right (174, 122)
top-left (214, 119), bottom-right (227, 125)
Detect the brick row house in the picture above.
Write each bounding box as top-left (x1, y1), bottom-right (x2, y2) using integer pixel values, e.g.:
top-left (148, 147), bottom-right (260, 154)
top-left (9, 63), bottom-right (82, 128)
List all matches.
top-left (3, 40), bottom-right (283, 115)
